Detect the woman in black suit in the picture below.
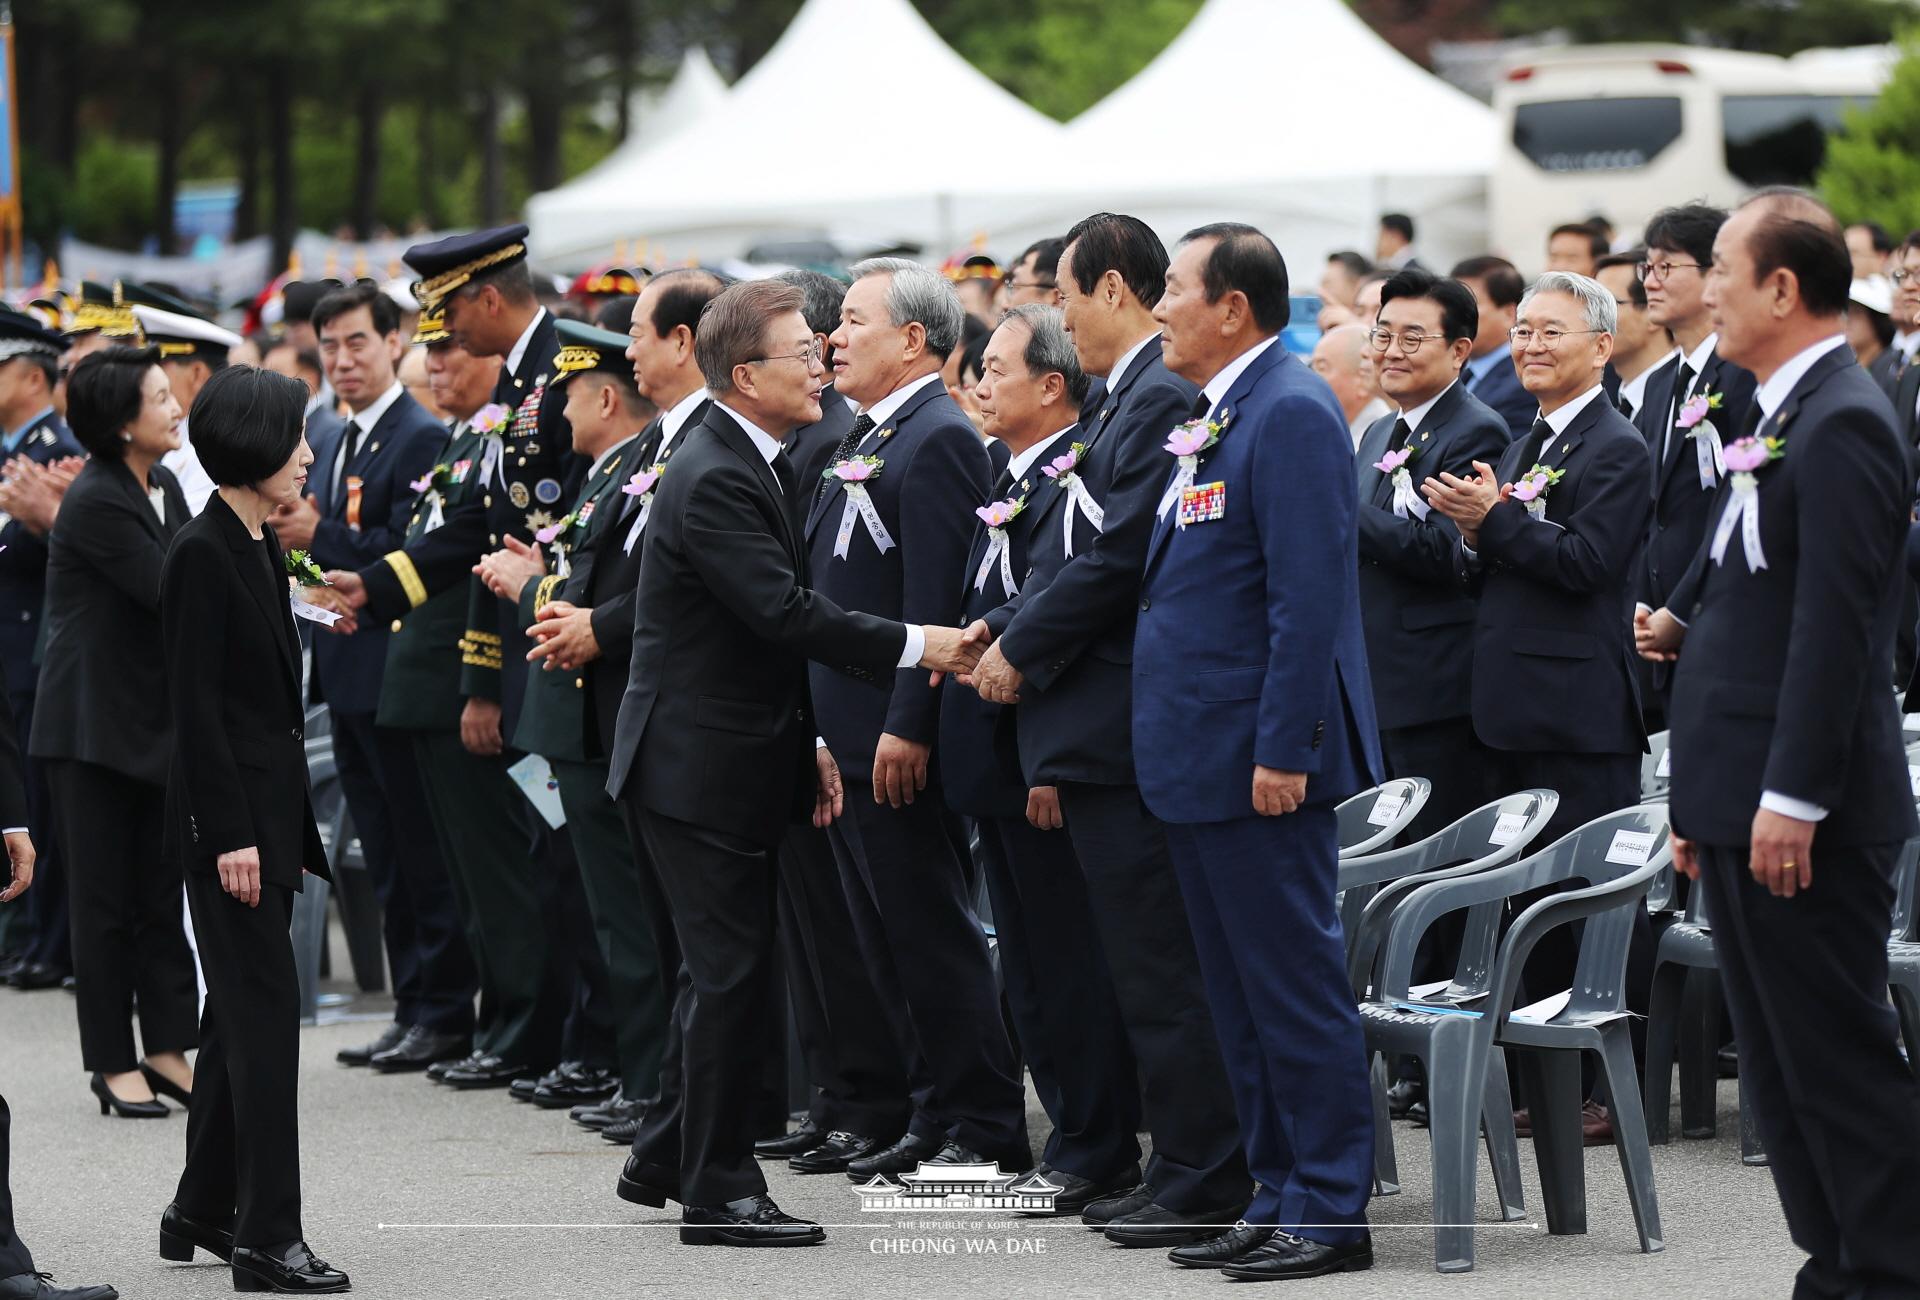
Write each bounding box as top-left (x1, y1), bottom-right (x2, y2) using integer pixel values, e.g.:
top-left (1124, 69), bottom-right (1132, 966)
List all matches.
top-left (29, 346), bottom-right (198, 1120)
top-left (151, 365), bottom-right (348, 1294)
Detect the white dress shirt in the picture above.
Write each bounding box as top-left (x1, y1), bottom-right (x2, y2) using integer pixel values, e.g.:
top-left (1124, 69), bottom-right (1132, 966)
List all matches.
top-left (1003, 426), bottom-right (1073, 483)
top-left (656, 387), bottom-right (710, 458)
top-left (1395, 380), bottom-right (1457, 436)
top-left (333, 381), bottom-right (405, 500)
top-left (1660, 333), bottom-right (1721, 460)
top-left (857, 371), bottom-right (943, 428)
top-left (1200, 335), bottom-right (1281, 421)
top-left (1102, 331), bottom-right (1161, 390)
top-left (1617, 364), bottom-right (1657, 423)
top-left (1460, 384), bottom-right (1603, 563)
top-left (505, 308), bottom-right (548, 379)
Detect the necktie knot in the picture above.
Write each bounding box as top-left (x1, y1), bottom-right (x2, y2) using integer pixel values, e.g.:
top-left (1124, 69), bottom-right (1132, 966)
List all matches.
top-left (1391, 417), bottom-right (1414, 453)
top-left (1526, 417), bottom-right (1553, 465)
top-left (813, 414), bottom-right (876, 507)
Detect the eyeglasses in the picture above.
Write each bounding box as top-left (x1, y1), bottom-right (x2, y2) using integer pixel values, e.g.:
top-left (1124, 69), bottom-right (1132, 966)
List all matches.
top-left (1006, 279), bottom-right (1056, 292)
top-left (1893, 268), bottom-right (1916, 285)
top-left (1509, 326), bottom-right (1604, 350)
top-left (1635, 259), bottom-right (1704, 284)
top-left (750, 340), bottom-right (824, 366)
top-left (1367, 328), bottom-right (1440, 354)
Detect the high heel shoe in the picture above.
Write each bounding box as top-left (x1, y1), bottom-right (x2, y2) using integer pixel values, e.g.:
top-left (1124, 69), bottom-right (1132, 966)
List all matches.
top-left (139, 1061), bottom-right (192, 1109)
top-left (89, 1072), bottom-right (168, 1119)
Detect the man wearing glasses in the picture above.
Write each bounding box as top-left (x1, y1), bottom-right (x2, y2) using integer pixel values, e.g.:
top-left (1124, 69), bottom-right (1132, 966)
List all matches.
top-left (1630, 205), bottom-right (1757, 728)
top-left (1888, 232), bottom-right (1920, 445)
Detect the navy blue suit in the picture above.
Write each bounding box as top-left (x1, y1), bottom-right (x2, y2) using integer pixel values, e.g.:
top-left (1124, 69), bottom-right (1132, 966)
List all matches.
top-left (1353, 383), bottom-right (1509, 837)
top-left (803, 377), bottom-right (1025, 1161)
top-left (1135, 340), bottom-right (1382, 1240)
top-left (1465, 351), bottom-right (1534, 442)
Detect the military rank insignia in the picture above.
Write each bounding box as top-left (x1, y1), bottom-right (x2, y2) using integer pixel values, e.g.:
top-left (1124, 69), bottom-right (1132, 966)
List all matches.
top-left (450, 458), bottom-right (473, 483)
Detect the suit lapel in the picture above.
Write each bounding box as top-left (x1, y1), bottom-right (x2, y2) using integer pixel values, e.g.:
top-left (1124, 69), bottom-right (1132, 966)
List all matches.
top-left (707, 408), bottom-right (797, 558)
top-left (215, 497), bottom-right (300, 698)
top-left (804, 378), bottom-right (941, 541)
top-left (1145, 341), bottom-right (1283, 573)
top-left (1082, 336), bottom-right (1164, 458)
top-left (109, 460), bottom-right (167, 546)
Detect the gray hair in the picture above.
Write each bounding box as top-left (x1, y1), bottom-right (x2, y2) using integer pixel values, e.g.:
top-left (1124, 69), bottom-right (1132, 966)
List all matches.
top-left (1520, 271), bottom-right (1616, 335)
top-left (848, 256), bottom-right (966, 360)
top-left (1000, 304), bottom-right (1089, 405)
top-left (772, 267), bottom-right (847, 340)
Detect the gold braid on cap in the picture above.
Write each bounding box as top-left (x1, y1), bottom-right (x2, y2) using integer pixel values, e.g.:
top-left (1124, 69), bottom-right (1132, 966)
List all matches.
top-left (412, 306), bottom-right (450, 346)
top-left (413, 242), bottom-right (527, 309)
top-left (68, 303), bottom-right (142, 339)
top-left (554, 345), bottom-right (600, 375)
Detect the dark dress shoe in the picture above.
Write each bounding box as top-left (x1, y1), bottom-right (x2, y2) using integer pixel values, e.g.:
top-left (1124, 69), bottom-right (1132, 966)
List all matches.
top-left (1220, 1230), bottom-right (1373, 1280)
top-left (0, 952), bottom-right (22, 979)
top-left (512, 1060), bottom-right (578, 1101)
top-left (1102, 1200), bottom-right (1249, 1247)
top-left (138, 1063), bottom-right (191, 1110)
top-left (89, 1073), bottom-right (167, 1119)
top-left (334, 1022), bottom-right (406, 1068)
top-left (845, 1132), bottom-right (942, 1181)
top-left (601, 1115), bottom-right (641, 1145)
top-left (789, 1131), bottom-right (886, 1174)
top-left (754, 1117), bottom-right (821, 1159)
top-left (1718, 1042), bottom-right (1740, 1078)
top-left (1581, 1101), bottom-right (1615, 1146)
top-left (369, 1026), bottom-right (470, 1074)
top-left (573, 1092), bottom-right (640, 1130)
top-left (531, 1065), bottom-right (617, 1109)
top-left (1386, 1076), bottom-right (1425, 1118)
top-left (1169, 1222), bottom-right (1272, 1269)
top-left (1408, 1100), bottom-right (1429, 1128)
top-left (427, 1050), bottom-right (485, 1083)
top-left (616, 1154), bottom-right (680, 1207)
top-left (7, 962), bottom-right (66, 991)
top-left (1021, 1164), bottom-right (1139, 1217)
top-left (159, 1202), bottom-right (234, 1261)
top-left (441, 1055), bottom-right (537, 1090)
top-left (679, 1195), bottom-right (825, 1247)
top-left (1080, 1181), bottom-right (1154, 1226)
top-left (0, 1272), bottom-right (119, 1300)
top-left (229, 1241), bottom-right (349, 1293)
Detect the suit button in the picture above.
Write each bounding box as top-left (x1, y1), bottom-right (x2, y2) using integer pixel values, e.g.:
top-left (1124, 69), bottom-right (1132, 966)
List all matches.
top-left (391, 619), bottom-right (403, 633)
top-left (16, 611), bottom-right (27, 621)
top-left (484, 494), bottom-right (493, 508)
top-left (1139, 597), bottom-right (1151, 612)
top-left (574, 677), bottom-right (583, 689)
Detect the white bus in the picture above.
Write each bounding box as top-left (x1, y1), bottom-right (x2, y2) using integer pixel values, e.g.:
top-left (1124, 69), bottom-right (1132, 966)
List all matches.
top-left (1490, 43), bottom-right (1891, 270)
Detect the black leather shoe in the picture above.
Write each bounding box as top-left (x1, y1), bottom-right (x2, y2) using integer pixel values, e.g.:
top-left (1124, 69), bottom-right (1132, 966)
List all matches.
top-left (1080, 1181), bottom-right (1154, 1227)
top-left (616, 1155), bottom-right (680, 1207)
top-left (7, 962), bottom-right (66, 991)
top-left (845, 1132), bottom-right (942, 1181)
top-left (369, 1026), bottom-right (470, 1074)
top-left (531, 1065), bottom-right (617, 1109)
top-left (441, 1055), bottom-right (538, 1090)
top-left (573, 1092), bottom-right (640, 1131)
top-left (427, 1050), bottom-right (485, 1083)
top-left (0, 952), bottom-right (22, 980)
top-left (1103, 1200), bottom-right (1249, 1247)
top-left (1386, 1076), bottom-right (1425, 1118)
top-left (1408, 1100), bottom-right (1430, 1128)
top-left (229, 1241), bottom-right (349, 1293)
top-left (139, 1062), bottom-right (191, 1110)
top-left (754, 1117), bottom-right (821, 1159)
top-left (1220, 1231), bottom-right (1373, 1280)
top-left (89, 1073), bottom-right (167, 1119)
top-left (1718, 1042), bottom-right (1740, 1078)
top-left (158, 1202), bottom-right (234, 1262)
top-left (601, 1115), bottom-right (642, 1145)
top-left (1169, 1222), bottom-right (1272, 1269)
top-left (1021, 1164), bottom-right (1140, 1217)
top-left (789, 1131), bottom-right (886, 1174)
top-left (0, 1272), bottom-right (119, 1300)
top-left (334, 1022), bottom-right (406, 1068)
top-left (679, 1195), bottom-right (825, 1247)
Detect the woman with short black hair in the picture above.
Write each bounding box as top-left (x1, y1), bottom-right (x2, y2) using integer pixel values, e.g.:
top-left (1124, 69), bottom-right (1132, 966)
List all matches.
top-left (153, 365), bottom-right (348, 1294)
top-left (29, 345), bottom-right (199, 1121)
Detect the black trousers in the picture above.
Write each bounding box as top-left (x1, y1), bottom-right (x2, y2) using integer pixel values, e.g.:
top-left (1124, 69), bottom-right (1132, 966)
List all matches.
top-left (1055, 780), bottom-right (1250, 1211)
top-left (776, 822), bottom-right (911, 1138)
top-left (1380, 716), bottom-right (1495, 845)
top-left (174, 872), bottom-right (303, 1248)
top-left (330, 710), bottom-right (475, 1033)
top-left (825, 786), bottom-right (1026, 1161)
top-left (0, 1094), bottom-right (32, 1280)
top-left (1699, 840), bottom-right (1920, 1297)
top-left (48, 759), bottom-right (197, 1073)
top-left (973, 813), bottom-right (1141, 1180)
top-left (14, 692), bottom-right (70, 975)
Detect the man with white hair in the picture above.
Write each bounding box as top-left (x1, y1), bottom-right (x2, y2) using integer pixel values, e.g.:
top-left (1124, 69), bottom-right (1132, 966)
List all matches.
top-left (1311, 324), bottom-right (1389, 448)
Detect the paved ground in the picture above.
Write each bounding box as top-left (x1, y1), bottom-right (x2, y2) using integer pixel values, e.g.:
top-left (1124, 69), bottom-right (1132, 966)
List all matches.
top-left (1, 950), bottom-right (1806, 1299)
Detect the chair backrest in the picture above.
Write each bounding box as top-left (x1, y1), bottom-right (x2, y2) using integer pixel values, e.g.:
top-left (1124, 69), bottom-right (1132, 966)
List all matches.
top-left (1641, 730), bottom-right (1672, 799)
top-left (1557, 804), bottom-right (1674, 1018)
top-left (1335, 777), bottom-right (1432, 859)
top-left (1890, 835), bottom-right (1920, 942)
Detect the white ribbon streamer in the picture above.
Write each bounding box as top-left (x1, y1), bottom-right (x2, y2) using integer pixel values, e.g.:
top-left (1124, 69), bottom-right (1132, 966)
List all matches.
top-left (422, 493), bottom-right (445, 535)
top-left (1389, 469), bottom-right (1430, 521)
top-left (1708, 474), bottom-right (1767, 571)
top-left (1157, 455), bottom-right (1199, 520)
top-left (833, 484), bottom-right (895, 558)
top-left (290, 596), bottom-right (342, 627)
top-left (480, 435), bottom-right (504, 489)
top-left (1689, 419), bottom-right (1724, 490)
top-left (1059, 475), bottom-right (1105, 556)
top-left (1525, 498), bottom-right (1547, 522)
top-left (973, 528), bottom-right (1017, 597)
top-left (621, 494), bottom-right (654, 555)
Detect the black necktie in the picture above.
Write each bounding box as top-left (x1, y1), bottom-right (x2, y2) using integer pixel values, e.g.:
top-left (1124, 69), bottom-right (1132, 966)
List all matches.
top-left (813, 413), bottom-right (875, 508)
top-left (335, 420), bottom-right (362, 503)
top-left (1663, 362), bottom-right (1695, 461)
top-left (1390, 417), bottom-right (1414, 454)
top-left (1190, 391), bottom-right (1213, 421)
top-left (1523, 417), bottom-right (1553, 467)
top-left (1617, 394), bottom-right (1634, 419)
top-left (771, 448), bottom-right (795, 500)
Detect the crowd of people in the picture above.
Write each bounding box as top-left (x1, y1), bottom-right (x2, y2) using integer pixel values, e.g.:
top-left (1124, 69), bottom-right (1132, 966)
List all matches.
top-left (0, 187), bottom-right (1918, 1299)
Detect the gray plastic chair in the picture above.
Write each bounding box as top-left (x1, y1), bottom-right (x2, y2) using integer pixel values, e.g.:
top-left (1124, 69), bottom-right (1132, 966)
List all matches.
top-left (1884, 838), bottom-right (1920, 1073)
top-left (1336, 777), bottom-right (1431, 860)
top-left (1640, 730), bottom-right (1672, 800)
top-left (1359, 803), bottom-right (1671, 1273)
top-left (1342, 789), bottom-right (1560, 1198)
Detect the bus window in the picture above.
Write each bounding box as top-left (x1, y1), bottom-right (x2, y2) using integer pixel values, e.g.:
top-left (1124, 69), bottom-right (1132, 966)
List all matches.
top-left (1511, 97), bottom-right (1684, 172)
top-left (1723, 94), bottom-right (1864, 187)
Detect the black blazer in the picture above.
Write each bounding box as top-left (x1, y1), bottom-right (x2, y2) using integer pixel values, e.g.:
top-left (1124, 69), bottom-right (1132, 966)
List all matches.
top-left (0, 664), bottom-right (28, 830)
top-left (1354, 383), bottom-right (1510, 732)
top-left (160, 496), bottom-right (328, 888)
top-left (1457, 392), bottom-right (1652, 756)
top-left (785, 385), bottom-right (857, 490)
top-left (1892, 357), bottom-right (1920, 450)
top-left (1669, 345), bottom-right (1917, 848)
top-left (306, 389), bottom-right (445, 714)
top-left (989, 337), bottom-right (1199, 786)
top-left (1464, 353), bottom-right (1535, 441)
top-left (0, 410), bottom-right (83, 695)
top-left (605, 406), bottom-right (904, 847)
top-left (803, 378), bottom-right (988, 778)
top-left (28, 458), bottom-right (189, 785)
top-left (1631, 349), bottom-right (1758, 611)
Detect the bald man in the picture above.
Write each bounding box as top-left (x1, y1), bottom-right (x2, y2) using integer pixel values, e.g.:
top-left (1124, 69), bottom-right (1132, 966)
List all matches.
top-left (1311, 324), bottom-right (1389, 447)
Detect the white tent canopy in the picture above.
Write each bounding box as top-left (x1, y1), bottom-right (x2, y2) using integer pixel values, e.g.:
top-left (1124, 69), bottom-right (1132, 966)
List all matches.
top-left (526, 0), bottom-right (1069, 267)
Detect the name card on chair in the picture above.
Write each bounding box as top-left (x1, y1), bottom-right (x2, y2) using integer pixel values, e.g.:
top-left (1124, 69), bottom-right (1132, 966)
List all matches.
top-left (1655, 748), bottom-right (1672, 779)
top-left (1489, 812), bottom-right (1527, 846)
top-left (1908, 764), bottom-right (1920, 798)
top-left (1366, 790), bottom-right (1407, 827)
top-left (1605, 828), bottom-right (1657, 866)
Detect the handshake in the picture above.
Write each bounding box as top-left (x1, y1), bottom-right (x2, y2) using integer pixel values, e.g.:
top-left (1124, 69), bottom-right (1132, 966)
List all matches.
top-left (917, 623), bottom-right (985, 676)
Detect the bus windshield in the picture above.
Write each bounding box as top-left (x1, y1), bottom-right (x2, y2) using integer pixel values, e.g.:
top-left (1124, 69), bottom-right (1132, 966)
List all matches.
top-left (1511, 97), bottom-right (1684, 172)
top-left (1722, 94), bottom-right (1866, 187)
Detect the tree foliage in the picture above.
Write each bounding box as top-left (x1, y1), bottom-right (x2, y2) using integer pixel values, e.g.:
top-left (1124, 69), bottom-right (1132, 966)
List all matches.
top-left (1818, 29), bottom-right (1920, 236)
top-left (1493, 0), bottom-right (1914, 55)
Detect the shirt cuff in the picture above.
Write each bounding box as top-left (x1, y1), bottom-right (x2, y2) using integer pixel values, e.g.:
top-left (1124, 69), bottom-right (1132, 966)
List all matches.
top-left (1635, 602), bottom-right (1652, 615)
top-left (896, 624), bottom-right (924, 669)
top-left (0, 827), bottom-right (24, 836)
top-left (1759, 791), bottom-right (1828, 822)
top-left (816, 736), bottom-right (827, 750)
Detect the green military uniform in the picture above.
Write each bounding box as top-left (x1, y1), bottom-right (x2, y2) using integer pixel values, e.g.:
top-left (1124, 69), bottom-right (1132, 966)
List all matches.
top-left (509, 322), bottom-right (667, 1103)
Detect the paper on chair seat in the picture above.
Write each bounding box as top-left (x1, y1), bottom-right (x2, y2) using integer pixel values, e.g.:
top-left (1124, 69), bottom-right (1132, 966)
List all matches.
top-left (1408, 979), bottom-right (1452, 999)
top-left (1509, 990), bottom-right (1571, 1025)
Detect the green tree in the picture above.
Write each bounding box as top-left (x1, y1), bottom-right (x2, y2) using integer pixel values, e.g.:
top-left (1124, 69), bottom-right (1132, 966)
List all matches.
top-left (1818, 29), bottom-right (1920, 236)
top-left (1493, 0), bottom-right (1911, 55)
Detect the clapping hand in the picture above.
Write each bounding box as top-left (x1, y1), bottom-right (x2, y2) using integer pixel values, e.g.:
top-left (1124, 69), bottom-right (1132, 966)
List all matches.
top-left (475, 535), bottom-right (546, 604)
top-left (1420, 461), bottom-right (1506, 549)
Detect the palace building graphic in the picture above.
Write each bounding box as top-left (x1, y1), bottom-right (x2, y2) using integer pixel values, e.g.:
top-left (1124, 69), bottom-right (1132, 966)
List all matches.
top-left (852, 1162), bottom-right (1064, 1212)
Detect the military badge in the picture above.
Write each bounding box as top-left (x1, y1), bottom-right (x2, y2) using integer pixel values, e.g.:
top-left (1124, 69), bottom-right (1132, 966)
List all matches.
top-left (509, 481), bottom-right (531, 509)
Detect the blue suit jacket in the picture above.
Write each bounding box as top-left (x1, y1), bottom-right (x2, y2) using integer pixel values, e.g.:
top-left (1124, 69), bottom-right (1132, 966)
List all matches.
top-left (0, 410), bottom-right (83, 694)
top-left (1134, 343), bottom-right (1383, 823)
top-left (305, 391), bottom-right (445, 714)
top-left (1465, 353), bottom-right (1534, 442)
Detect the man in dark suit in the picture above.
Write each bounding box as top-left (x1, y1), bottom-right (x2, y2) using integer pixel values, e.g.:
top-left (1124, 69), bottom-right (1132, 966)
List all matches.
top-left (1132, 224), bottom-right (1383, 1280)
top-left (1889, 233), bottom-right (1920, 446)
top-left (1630, 205), bottom-right (1757, 726)
top-left (1376, 212), bottom-right (1428, 275)
top-left (0, 311), bottom-right (84, 992)
top-left (1355, 270), bottom-right (1509, 841)
top-left (602, 278), bottom-right (980, 1245)
top-left (966, 213), bottom-right (1251, 1244)
top-left (269, 282), bottom-right (474, 1072)
top-left (938, 304), bottom-right (1142, 1213)
top-left (1640, 191), bottom-right (1920, 1299)
top-left (1451, 256), bottom-right (1534, 440)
